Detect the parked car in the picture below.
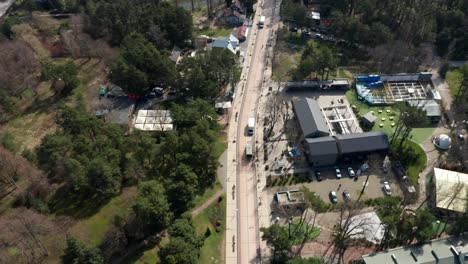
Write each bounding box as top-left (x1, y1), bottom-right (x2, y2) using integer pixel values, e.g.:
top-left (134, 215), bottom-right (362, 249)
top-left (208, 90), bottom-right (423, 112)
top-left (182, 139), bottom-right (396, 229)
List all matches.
top-left (301, 30), bottom-right (312, 37)
top-left (308, 170), bottom-right (314, 181)
top-left (329, 191), bottom-right (338, 203)
top-left (315, 170), bottom-right (322, 182)
top-left (335, 167), bottom-right (342, 178)
top-left (383, 181), bottom-right (392, 195)
top-left (343, 190), bottom-right (351, 201)
top-left (347, 167), bottom-right (355, 177)
top-left (315, 33), bottom-right (323, 39)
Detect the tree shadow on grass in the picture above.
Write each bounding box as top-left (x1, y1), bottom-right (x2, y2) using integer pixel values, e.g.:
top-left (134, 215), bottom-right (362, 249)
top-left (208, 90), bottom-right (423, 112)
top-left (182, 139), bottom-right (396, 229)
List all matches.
top-left (48, 185), bottom-right (113, 219)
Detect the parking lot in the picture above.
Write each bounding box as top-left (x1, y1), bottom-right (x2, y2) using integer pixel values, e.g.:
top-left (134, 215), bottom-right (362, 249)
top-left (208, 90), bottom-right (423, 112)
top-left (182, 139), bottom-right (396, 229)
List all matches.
top-left (268, 162), bottom-right (402, 205)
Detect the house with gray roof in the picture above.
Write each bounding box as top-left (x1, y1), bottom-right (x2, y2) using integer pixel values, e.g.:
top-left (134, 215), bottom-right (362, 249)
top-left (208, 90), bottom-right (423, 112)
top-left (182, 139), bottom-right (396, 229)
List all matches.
top-left (293, 98), bottom-right (330, 138)
top-left (362, 235), bottom-right (468, 264)
top-left (336, 132), bottom-right (389, 158)
top-left (211, 34), bottom-right (239, 55)
top-left (306, 137), bottom-right (339, 166)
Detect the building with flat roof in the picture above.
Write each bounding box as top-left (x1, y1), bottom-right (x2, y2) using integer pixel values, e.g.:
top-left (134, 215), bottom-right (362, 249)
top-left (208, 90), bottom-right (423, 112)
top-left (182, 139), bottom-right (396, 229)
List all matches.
top-left (293, 98), bottom-right (330, 138)
top-left (434, 168), bottom-right (468, 213)
top-left (134, 110), bottom-right (174, 132)
top-left (362, 235), bottom-right (468, 264)
top-left (355, 72), bottom-right (438, 105)
top-left (286, 79), bottom-right (350, 91)
top-left (275, 190), bottom-right (305, 205)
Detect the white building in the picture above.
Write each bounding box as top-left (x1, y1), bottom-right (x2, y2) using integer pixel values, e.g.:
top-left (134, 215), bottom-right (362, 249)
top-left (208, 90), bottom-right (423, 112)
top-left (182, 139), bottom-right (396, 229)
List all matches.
top-left (434, 168), bottom-right (468, 213)
top-left (134, 110), bottom-right (173, 132)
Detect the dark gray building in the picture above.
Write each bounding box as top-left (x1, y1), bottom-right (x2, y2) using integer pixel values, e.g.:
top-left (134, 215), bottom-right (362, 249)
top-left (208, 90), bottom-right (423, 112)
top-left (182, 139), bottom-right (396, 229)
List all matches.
top-left (306, 137), bottom-right (339, 166)
top-left (286, 79), bottom-right (350, 91)
top-left (305, 132), bottom-right (389, 166)
top-left (293, 98), bottom-right (330, 138)
top-left (335, 132), bottom-right (389, 159)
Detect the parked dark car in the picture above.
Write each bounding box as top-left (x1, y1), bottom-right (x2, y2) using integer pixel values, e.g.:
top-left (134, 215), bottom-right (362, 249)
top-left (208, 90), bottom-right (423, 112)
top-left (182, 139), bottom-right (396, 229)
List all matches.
top-left (343, 190), bottom-right (351, 201)
top-left (315, 170), bottom-right (322, 182)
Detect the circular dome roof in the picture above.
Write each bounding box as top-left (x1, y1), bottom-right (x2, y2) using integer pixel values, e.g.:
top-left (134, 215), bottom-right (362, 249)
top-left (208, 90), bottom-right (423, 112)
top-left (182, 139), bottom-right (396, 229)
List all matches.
top-left (434, 134), bottom-right (452, 150)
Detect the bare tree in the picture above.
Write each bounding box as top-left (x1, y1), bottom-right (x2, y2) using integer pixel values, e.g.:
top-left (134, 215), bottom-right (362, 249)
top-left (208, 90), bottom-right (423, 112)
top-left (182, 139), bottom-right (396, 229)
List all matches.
top-left (0, 208), bottom-right (54, 263)
top-left (322, 202), bottom-right (374, 264)
top-left (264, 95), bottom-right (286, 139)
top-left (0, 41), bottom-right (40, 97)
top-left (291, 187), bottom-right (327, 256)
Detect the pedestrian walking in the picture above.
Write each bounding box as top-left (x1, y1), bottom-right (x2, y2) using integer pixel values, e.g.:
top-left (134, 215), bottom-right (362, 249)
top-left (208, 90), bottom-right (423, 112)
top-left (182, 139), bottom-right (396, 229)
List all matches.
top-left (338, 184), bottom-right (342, 190)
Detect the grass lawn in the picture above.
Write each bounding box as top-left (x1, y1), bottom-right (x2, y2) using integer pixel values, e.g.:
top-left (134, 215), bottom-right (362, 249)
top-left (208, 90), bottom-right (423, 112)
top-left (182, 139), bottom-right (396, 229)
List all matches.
top-left (272, 53), bottom-right (294, 81)
top-left (196, 27), bottom-right (233, 38)
top-left (432, 220), bottom-right (450, 236)
top-left (1, 111), bottom-right (57, 151)
top-left (214, 132), bottom-right (227, 159)
top-left (281, 222), bottom-right (321, 245)
top-left (446, 67), bottom-right (465, 97)
top-left (403, 141), bottom-right (426, 189)
top-left (71, 187), bottom-right (137, 246)
top-left (193, 179), bottom-right (223, 208)
top-left (345, 90), bottom-right (435, 144)
top-left (193, 195), bottom-right (226, 264)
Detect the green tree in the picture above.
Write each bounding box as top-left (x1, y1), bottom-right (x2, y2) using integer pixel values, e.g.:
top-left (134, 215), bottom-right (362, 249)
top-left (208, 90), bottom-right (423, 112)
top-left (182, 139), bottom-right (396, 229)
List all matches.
top-left (171, 99), bottom-right (219, 129)
top-left (133, 180), bottom-right (173, 231)
top-left (168, 215), bottom-right (204, 249)
top-left (294, 43), bottom-right (338, 80)
top-left (166, 164), bottom-right (199, 214)
top-left (159, 237), bottom-right (199, 264)
top-left (61, 235), bottom-right (104, 264)
top-left (111, 33), bottom-right (177, 95)
top-left (86, 0), bottom-right (192, 47)
top-left (87, 158), bottom-right (121, 197)
top-left (111, 59), bottom-right (149, 95)
top-left (178, 49), bottom-right (240, 101)
top-left (261, 225), bottom-right (291, 263)
top-left (287, 257), bottom-right (324, 264)
top-left (42, 60), bottom-right (79, 93)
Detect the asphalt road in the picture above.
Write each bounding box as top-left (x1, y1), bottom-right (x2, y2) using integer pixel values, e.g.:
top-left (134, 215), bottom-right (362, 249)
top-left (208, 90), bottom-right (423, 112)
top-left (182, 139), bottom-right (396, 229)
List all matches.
top-left (235, 0), bottom-right (277, 262)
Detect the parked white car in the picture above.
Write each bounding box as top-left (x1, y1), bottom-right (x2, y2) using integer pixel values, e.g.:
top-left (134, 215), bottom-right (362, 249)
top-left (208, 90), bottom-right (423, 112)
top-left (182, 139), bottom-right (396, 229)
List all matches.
top-left (383, 181), bottom-right (392, 195)
top-left (335, 167), bottom-right (342, 178)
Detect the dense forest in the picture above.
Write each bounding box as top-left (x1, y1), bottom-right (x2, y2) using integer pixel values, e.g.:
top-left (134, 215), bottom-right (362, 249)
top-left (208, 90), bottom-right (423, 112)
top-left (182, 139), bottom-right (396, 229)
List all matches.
top-left (0, 0), bottom-right (238, 262)
top-left (283, 0), bottom-right (468, 60)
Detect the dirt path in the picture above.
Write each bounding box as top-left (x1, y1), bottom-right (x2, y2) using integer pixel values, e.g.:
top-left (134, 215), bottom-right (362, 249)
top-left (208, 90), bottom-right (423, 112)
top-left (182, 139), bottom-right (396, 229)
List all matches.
top-left (191, 188), bottom-right (225, 217)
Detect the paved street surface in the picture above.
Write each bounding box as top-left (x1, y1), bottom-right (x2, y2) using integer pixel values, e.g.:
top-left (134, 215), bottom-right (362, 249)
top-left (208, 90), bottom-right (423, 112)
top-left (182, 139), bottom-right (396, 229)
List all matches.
top-left (224, 0), bottom-right (280, 262)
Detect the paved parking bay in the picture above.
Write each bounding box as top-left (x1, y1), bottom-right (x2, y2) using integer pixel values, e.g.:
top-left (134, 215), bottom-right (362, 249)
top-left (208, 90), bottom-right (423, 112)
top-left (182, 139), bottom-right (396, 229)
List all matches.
top-left (268, 164), bottom-right (402, 205)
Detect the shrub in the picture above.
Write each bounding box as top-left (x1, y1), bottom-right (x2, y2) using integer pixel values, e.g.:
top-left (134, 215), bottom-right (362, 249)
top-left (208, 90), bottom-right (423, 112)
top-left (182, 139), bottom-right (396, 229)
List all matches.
top-left (439, 62), bottom-right (450, 79)
top-left (205, 227), bottom-right (212, 237)
top-left (1, 132), bottom-right (19, 153)
top-left (21, 148), bottom-right (35, 162)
